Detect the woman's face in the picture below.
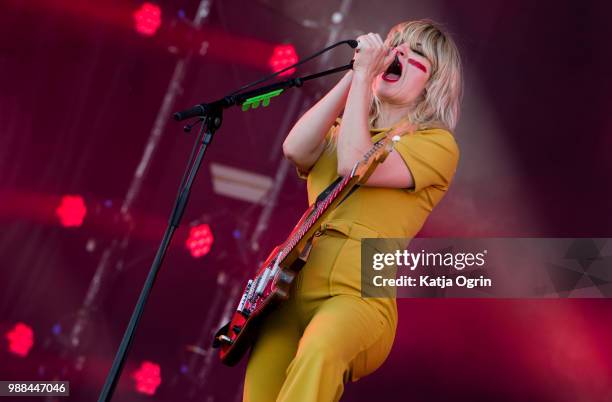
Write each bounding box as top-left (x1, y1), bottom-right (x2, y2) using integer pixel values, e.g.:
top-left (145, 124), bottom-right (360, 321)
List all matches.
top-left (373, 42), bottom-right (432, 106)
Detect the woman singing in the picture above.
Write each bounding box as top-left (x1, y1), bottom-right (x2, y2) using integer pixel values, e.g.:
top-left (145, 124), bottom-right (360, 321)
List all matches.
top-left (243, 19), bottom-right (463, 402)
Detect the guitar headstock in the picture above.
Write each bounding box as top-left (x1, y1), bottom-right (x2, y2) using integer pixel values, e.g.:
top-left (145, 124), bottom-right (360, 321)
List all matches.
top-left (349, 134), bottom-right (401, 184)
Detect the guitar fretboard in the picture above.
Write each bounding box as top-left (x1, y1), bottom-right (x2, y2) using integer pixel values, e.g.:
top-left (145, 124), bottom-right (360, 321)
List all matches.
top-left (278, 138), bottom-right (388, 258)
top-left (280, 174), bottom-right (353, 256)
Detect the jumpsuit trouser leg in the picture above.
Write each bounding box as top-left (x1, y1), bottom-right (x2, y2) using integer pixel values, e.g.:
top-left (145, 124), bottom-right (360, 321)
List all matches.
top-left (243, 230), bottom-right (397, 402)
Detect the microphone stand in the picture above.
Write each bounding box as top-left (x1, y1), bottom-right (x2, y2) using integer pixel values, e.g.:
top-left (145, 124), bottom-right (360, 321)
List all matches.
top-left (97, 60), bottom-right (353, 401)
top-left (172, 62), bottom-right (353, 121)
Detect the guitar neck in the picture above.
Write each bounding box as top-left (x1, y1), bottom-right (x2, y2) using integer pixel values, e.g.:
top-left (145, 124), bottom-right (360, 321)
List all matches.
top-left (279, 173), bottom-right (356, 257)
top-left (278, 135), bottom-right (393, 260)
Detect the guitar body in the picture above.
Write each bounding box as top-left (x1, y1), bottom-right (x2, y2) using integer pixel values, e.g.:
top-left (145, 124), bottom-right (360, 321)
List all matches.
top-left (213, 207), bottom-right (316, 366)
top-left (212, 132), bottom-right (401, 366)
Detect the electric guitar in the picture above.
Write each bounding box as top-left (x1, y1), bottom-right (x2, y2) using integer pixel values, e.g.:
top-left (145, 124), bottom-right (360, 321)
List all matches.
top-left (212, 130), bottom-right (403, 366)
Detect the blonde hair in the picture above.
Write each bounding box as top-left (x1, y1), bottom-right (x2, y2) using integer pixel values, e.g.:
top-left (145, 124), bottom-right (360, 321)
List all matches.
top-left (371, 19), bottom-right (463, 132)
top-left (327, 19), bottom-right (463, 153)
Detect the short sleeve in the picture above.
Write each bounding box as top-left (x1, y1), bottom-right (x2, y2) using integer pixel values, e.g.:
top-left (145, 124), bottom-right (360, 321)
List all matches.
top-left (294, 117), bottom-right (342, 180)
top-left (393, 129), bottom-right (459, 192)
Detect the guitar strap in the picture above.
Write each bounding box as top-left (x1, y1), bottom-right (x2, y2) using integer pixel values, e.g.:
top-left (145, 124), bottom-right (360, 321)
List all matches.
top-left (313, 176), bottom-right (360, 206)
top-left (314, 176), bottom-right (343, 204)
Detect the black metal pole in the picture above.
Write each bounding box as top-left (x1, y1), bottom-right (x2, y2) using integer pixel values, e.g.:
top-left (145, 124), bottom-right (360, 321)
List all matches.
top-left (97, 113), bottom-right (220, 402)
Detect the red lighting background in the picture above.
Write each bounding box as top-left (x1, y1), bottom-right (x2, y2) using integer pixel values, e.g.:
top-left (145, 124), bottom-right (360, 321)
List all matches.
top-left (0, 0), bottom-right (611, 401)
top-left (133, 3), bottom-right (162, 37)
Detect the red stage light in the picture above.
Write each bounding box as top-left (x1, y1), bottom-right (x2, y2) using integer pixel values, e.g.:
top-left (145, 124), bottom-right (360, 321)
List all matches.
top-left (186, 224), bottom-right (214, 258)
top-left (5, 322), bottom-right (34, 357)
top-left (269, 44), bottom-right (298, 76)
top-left (132, 361), bottom-right (161, 396)
top-left (55, 195), bottom-right (87, 228)
top-left (133, 3), bottom-right (162, 37)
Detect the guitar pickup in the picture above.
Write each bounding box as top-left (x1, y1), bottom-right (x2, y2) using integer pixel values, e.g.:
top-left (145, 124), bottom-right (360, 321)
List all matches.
top-left (237, 279), bottom-right (253, 312)
top-left (255, 268), bottom-right (272, 296)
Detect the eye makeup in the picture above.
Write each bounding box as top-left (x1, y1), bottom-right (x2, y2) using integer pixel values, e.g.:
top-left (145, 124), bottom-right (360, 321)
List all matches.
top-left (407, 58), bottom-right (427, 73)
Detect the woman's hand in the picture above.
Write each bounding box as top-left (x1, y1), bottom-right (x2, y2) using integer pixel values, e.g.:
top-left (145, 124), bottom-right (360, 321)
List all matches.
top-left (352, 33), bottom-right (395, 80)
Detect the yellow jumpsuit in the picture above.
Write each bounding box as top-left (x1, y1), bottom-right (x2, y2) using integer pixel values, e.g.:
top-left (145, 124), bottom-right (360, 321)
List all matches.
top-left (243, 118), bottom-right (459, 402)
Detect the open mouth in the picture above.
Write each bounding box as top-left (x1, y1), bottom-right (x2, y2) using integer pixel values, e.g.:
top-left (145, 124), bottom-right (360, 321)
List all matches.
top-left (382, 55), bottom-right (402, 82)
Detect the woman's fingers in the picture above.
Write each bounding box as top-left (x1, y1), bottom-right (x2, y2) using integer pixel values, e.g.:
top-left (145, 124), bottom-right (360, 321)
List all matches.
top-left (363, 34), bottom-right (375, 49)
top-left (370, 33), bottom-right (389, 53)
top-left (373, 34), bottom-right (392, 58)
top-left (358, 33), bottom-right (384, 55)
top-left (368, 33), bottom-right (391, 57)
top-left (382, 51), bottom-right (395, 69)
top-left (353, 32), bottom-right (393, 78)
top-left (368, 33), bottom-right (381, 51)
top-left (371, 33), bottom-right (383, 46)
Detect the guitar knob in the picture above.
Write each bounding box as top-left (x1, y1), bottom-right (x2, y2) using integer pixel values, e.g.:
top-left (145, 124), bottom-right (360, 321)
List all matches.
top-left (275, 288), bottom-right (288, 299)
top-left (216, 335), bottom-right (233, 345)
top-left (278, 270), bottom-right (295, 284)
